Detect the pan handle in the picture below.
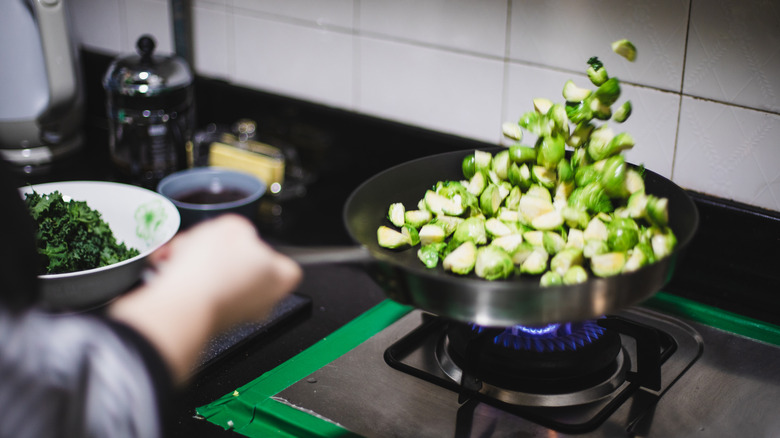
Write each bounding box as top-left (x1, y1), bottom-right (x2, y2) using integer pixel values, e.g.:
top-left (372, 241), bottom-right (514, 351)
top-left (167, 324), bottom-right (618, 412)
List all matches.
top-left (275, 245), bottom-right (373, 266)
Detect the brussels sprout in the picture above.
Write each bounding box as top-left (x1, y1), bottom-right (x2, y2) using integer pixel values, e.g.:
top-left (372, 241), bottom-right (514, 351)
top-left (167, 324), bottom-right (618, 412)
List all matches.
top-left (533, 97), bottom-right (554, 115)
top-left (497, 208), bottom-right (521, 223)
top-left (646, 195), bottom-right (670, 227)
top-left (563, 265), bottom-right (589, 284)
top-left (467, 169), bottom-right (488, 196)
top-left (508, 145), bottom-right (537, 163)
top-left (566, 228), bottom-right (585, 250)
top-left (584, 217), bottom-right (609, 241)
top-left (377, 226), bottom-right (410, 249)
top-left (613, 100), bottom-right (632, 123)
top-left (533, 210), bottom-right (565, 231)
top-left (590, 131), bottom-right (635, 161)
top-left (570, 147), bottom-right (590, 170)
top-left (520, 247), bottom-right (549, 275)
top-left (589, 96), bottom-right (613, 120)
top-left (417, 242), bottom-right (447, 269)
top-left (418, 223), bottom-right (446, 246)
top-left (557, 159), bottom-right (574, 182)
top-left (540, 271), bottom-right (563, 287)
top-left (601, 155), bottom-right (629, 198)
top-left (474, 150), bottom-right (493, 172)
top-left (623, 245), bottom-right (648, 273)
top-left (548, 104), bottom-right (570, 137)
top-left (583, 239), bottom-right (610, 258)
top-left (565, 100), bottom-right (593, 124)
top-left (612, 39), bottom-right (637, 62)
top-left (509, 241), bottom-right (535, 265)
top-left (537, 134), bottom-right (566, 169)
top-left (569, 182), bottom-right (613, 214)
top-left (424, 190), bottom-right (464, 216)
top-left (404, 209), bottom-right (432, 229)
top-left (525, 184), bottom-right (553, 202)
top-left (443, 241), bottom-right (477, 275)
top-left (586, 57), bottom-right (608, 86)
top-left (492, 149), bottom-right (511, 180)
top-left (519, 110), bottom-right (552, 137)
top-left (402, 225), bottom-right (420, 246)
top-left (429, 216), bottom-right (462, 236)
top-left (522, 230), bottom-right (545, 247)
top-left (551, 247), bottom-right (584, 276)
top-left (543, 231), bottom-right (566, 255)
top-left (567, 122), bottom-right (595, 148)
top-left (519, 194), bottom-right (555, 224)
top-left (561, 206), bottom-right (590, 230)
top-left (651, 229), bottom-right (677, 259)
top-left (625, 168), bottom-right (645, 194)
top-left (593, 77), bottom-right (621, 106)
top-left (485, 217), bottom-right (513, 239)
top-left (626, 191), bottom-right (649, 219)
top-left (504, 186), bottom-right (522, 210)
top-left (453, 217), bottom-right (487, 245)
top-left (387, 202), bottom-right (406, 227)
top-left (508, 162), bottom-right (532, 190)
top-left (475, 246), bottom-right (515, 280)
top-left (575, 164), bottom-right (600, 187)
top-left (531, 165), bottom-right (557, 189)
top-left (552, 182), bottom-right (574, 212)
top-left (607, 217), bottom-right (640, 252)
top-left (635, 241), bottom-right (656, 265)
top-left (479, 184), bottom-right (504, 217)
top-left (591, 252), bottom-right (627, 277)
top-left (462, 154), bottom-right (476, 179)
top-left (563, 80), bottom-right (593, 102)
top-left (490, 233), bottom-right (524, 254)
top-left (502, 122), bottom-right (523, 141)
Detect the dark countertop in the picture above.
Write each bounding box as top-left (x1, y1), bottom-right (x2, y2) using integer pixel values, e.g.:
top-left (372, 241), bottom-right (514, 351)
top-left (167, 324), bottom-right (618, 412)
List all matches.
top-left (20, 50), bottom-right (780, 437)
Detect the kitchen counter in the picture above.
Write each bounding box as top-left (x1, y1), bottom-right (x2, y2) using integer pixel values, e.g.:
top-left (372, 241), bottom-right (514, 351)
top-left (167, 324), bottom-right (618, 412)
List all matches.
top-left (26, 50), bottom-right (780, 437)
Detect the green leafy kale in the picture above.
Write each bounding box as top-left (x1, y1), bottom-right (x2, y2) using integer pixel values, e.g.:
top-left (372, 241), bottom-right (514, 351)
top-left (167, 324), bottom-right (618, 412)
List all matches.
top-left (24, 191), bottom-right (140, 274)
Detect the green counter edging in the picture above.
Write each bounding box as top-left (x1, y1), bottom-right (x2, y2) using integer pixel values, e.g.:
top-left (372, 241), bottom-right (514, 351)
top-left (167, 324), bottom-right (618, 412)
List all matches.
top-left (196, 300), bottom-right (412, 437)
top-left (645, 292), bottom-right (780, 347)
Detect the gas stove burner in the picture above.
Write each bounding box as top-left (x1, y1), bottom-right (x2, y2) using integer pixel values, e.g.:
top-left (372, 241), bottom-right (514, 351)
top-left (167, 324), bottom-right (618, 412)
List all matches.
top-left (483, 319), bottom-right (607, 353)
top-left (437, 319), bottom-right (629, 407)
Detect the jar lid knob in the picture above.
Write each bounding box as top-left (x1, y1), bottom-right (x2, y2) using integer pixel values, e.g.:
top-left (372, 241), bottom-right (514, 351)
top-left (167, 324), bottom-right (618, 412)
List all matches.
top-left (136, 35), bottom-right (156, 63)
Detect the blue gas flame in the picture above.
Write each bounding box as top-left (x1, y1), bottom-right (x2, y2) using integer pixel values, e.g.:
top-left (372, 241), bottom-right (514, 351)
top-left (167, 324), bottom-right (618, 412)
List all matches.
top-left (471, 320), bottom-right (606, 353)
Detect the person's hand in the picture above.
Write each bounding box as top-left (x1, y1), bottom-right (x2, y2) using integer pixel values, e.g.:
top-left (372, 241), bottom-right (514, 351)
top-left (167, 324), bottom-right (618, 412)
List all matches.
top-left (109, 214), bottom-right (302, 382)
top-left (146, 214), bottom-right (301, 331)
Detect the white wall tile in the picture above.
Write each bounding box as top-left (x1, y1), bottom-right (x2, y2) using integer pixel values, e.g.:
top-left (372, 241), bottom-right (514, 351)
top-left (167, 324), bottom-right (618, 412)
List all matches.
top-left (675, 97), bottom-right (780, 211)
top-left (359, 0), bottom-right (508, 57)
top-left (69, 0), bottom-right (123, 53)
top-left (358, 37), bottom-right (505, 144)
top-left (124, 0), bottom-right (172, 55)
top-left (232, 0), bottom-right (355, 29)
top-left (504, 63), bottom-right (678, 178)
top-left (232, 15), bottom-right (353, 109)
top-left (684, 0), bottom-right (780, 113)
top-left (192, 0), bottom-right (231, 79)
top-left (509, 0), bottom-right (688, 92)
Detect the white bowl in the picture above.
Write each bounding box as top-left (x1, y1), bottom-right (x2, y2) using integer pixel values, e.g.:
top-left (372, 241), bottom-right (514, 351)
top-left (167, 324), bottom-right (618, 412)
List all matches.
top-left (19, 181), bottom-right (180, 311)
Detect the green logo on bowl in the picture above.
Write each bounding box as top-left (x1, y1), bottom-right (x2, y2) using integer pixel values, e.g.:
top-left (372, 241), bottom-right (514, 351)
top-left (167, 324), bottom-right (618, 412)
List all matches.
top-left (135, 200), bottom-right (168, 243)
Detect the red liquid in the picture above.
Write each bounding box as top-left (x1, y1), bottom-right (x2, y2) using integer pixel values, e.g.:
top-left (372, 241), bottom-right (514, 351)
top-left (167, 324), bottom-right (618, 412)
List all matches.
top-left (175, 187), bottom-right (250, 204)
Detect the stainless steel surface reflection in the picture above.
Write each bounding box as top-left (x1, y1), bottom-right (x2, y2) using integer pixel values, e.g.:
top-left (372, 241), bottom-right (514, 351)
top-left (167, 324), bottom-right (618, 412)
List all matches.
top-left (276, 307), bottom-right (780, 437)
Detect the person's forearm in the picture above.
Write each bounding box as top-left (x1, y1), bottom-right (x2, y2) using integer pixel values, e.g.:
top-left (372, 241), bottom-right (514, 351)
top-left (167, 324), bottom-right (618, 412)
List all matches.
top-left (108, 279), bottom-right (219, 384)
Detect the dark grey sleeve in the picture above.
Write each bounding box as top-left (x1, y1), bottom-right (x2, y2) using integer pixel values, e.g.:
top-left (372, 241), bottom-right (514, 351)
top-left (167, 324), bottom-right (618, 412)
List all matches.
top-left (0, 308), bottom-right (173, 438)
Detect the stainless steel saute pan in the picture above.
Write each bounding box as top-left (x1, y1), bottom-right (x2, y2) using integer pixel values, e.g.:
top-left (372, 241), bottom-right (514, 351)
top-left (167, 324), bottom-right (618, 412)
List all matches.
top-left (281, 148), bottom-right (698, 327)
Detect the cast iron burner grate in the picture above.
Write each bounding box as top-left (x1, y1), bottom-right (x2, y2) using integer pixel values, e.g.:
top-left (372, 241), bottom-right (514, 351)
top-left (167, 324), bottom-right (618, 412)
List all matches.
top-left (443, 319), bottom-right (625, 401)
top-left (384, 313), bottom-right (677, 434)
